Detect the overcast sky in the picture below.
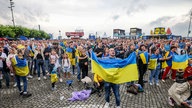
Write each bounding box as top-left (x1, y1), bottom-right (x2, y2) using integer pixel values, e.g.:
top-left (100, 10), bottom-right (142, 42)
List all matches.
top-left (0, 0), bottom-right (192, 38)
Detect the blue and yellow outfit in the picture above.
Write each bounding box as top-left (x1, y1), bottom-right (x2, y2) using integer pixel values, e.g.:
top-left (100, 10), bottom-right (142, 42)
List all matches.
top-left (11, 55), bottom-right (29, 93)
top-left (162, 51), bottom-right (177, 80)
top-left (149, 54), bottom-right (162, 84)
top-left (51, 67), bottom-right (58, 90)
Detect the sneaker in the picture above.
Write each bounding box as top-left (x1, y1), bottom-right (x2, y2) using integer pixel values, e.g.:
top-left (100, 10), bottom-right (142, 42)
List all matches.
top-left (38, 77), bottom-right (41, 81)
top-left (51, 87), bottom-right (55, 91)
top-left (22, 92), bottom-right (32, 98)
top-left (168, 97), bottom-right (174, 107)
top-left (10, 73), bottom-right (14, 76)
top-left (47, 73), bottom-right (50, 76)
top-left (13, 83), bottom-right (17, 87)
top-left (59, 78), bottom-right (63, 82)
top-left (116, 106), bottom-right (121, 108)
top-left (27, 75), bottom-right (33, 79)
top-left (162, 79), bottom-right (165, 82)
top-left (43, 76), bottom-right (47, 80)
top-left (20, 82), bottom-right (23, 86)
top-left (20, 91), bottom-right (24, 95)
top-left (156, 83), bottom-right (160, 86)
top-left (104, 102), bottom-right (109, 108)
top-left (149, 82), bottom-right (153, 85)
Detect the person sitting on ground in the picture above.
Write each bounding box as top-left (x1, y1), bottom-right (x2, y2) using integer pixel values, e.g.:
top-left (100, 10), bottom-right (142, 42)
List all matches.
top-left (93, 73), bottom-right (104, 97)
top-left (168, 76), bottom-right (192, 107)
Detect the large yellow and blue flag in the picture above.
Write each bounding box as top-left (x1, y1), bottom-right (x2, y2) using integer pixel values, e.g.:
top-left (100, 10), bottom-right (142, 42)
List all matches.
top-left (91, 51), bottom-right (138, 84)
top-left (172, 54), bottom-right (188, 70)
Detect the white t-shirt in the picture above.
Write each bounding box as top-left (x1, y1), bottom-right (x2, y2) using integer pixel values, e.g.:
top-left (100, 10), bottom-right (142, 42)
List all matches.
top-left (0, 52), bottom-right (7, 68)
top-left (63, 59), bottom-right (69, 67)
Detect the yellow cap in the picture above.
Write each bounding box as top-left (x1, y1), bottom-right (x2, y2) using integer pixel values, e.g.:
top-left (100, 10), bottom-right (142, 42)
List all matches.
top-left (17, 44), bottom-right (25, 49)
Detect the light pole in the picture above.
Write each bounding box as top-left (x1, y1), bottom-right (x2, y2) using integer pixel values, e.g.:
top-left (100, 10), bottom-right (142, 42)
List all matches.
top-left (8, 0), bottom-right (15, 27)
top-left (187, 9), bottom-right (192, 37)
top-left (59, 30), bottom-right (61, 36)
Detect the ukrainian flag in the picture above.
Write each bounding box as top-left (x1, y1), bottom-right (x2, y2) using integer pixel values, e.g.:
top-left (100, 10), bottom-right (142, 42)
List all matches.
top-left (139, 51), bottom-right (149, 64)
top-left (148, 59), bottom-right (157, 70)
top-left (66, 47), bottom-right (72, 59)
top-left (172, 54), bottom-right (188, 70)
top-left (162, 51), bottom-right (169, 68)
top-left (91, 52), bottom-right (138, 84)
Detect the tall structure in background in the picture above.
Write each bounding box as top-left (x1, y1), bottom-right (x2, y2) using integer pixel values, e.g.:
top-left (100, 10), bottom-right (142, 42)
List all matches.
top-left (187, 9), bottom-right (192, 37)
top-left (8, 0), bottom-right (15, 27)
top-left (113, 29), bottom-right (125, 38)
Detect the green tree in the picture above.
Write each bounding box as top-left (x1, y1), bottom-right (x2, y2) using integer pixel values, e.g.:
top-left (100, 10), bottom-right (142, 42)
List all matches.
top-left (0, 25), bottom-right (50, 39)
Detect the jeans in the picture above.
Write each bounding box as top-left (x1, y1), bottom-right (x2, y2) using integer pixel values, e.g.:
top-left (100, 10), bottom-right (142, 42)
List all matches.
top-left (28, 58), bottom-right (33, 75)
top-left (33, 59), bottom-right (37, 74)
top-left (81, 65), bottom-right (88, 79)
top-left (104, 82), bottom-right (120, 106)
top-left (44, 59), bottom-right (49, 72)
top-left (36, 59), bottom-right (46, 77)
top-left (138, 64), bottom-right (148, 88)
top-left (76, 62), bottom-right (81, 80)
top-left (0, 67), bottom-right (10, 88)
top-left (15, 75), bottom-right (27, 92)
top-left (149, 67), bottom-right (160, 84)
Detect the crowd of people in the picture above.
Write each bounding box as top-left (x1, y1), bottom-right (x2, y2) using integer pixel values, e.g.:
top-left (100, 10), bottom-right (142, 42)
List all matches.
top-left (0, 38), bottom-right (192, 107)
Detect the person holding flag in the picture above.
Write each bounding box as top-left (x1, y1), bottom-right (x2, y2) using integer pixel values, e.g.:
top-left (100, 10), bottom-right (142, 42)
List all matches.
top-left (162, 46), bottom-right (177, 82)
top-left (103, 48), bottom-right (121, 108)
top-left (137, 44), bottom-right (149, 88)
top-left (148, 47), bottom-right (164, 86)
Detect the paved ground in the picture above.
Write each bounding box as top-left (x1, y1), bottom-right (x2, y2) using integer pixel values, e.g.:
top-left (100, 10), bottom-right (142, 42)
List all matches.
top-left (0, 71), bottom-right (177, 108)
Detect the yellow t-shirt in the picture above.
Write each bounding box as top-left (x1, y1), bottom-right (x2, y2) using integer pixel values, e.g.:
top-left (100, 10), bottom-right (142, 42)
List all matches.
top-left (94, 74), bottom-right (103, 83)
top-left (75, 49), bottom-right (82, 63)
top-left (11, 56), bottom-right (29, 76)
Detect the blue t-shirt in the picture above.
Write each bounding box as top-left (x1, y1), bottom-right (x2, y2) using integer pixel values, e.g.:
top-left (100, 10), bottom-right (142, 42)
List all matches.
top-left (179, 42), bottom-right (185, 49)
top-left (164, 44), bottom-right (170, 51)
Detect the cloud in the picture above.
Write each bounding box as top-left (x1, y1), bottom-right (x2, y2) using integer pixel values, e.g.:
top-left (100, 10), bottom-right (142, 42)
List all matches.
top-left (126, 4), bottom-right (147, 16)
top-left (149, 16), bottom-right (173, 26)
top-left (147, 10), bottom-right (191, 36)
top-left (171, 20), bottom-right (189, 36)
top-left (112, 15), bottom-right (120, 21)
top-left (0, 0), bottom-right (49, 27)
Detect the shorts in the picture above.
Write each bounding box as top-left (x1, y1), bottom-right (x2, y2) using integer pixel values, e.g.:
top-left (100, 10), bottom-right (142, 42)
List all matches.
top-left (63, 67), bottom-right (71, 73)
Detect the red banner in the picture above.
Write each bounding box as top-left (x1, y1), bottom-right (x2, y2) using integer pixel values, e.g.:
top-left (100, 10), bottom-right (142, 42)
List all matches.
top-left (66, 32), bottom-right (84, 37)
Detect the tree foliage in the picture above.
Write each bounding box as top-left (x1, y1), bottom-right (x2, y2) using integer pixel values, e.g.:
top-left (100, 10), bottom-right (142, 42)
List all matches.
top-left (0, 25), bottom-right (50, 39)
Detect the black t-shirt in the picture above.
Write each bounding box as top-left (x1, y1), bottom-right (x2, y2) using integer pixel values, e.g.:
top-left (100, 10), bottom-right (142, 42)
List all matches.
top-left (94, 47), bottom-right (104, 57)
top-left (44, 47), bottom-right (51, 60)
top-left (36, 53), bottom-right (43, 60)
